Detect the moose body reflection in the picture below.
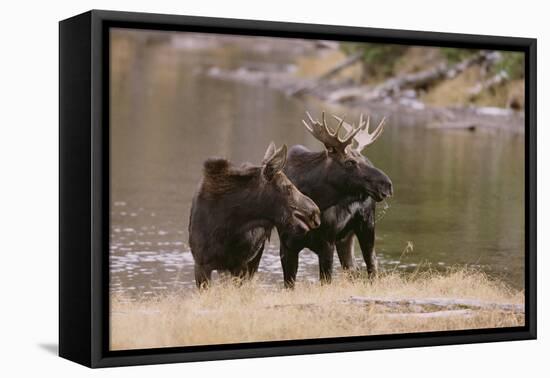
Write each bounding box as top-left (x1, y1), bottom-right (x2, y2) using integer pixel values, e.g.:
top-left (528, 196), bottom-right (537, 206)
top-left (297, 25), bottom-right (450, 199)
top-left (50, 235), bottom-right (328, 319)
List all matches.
top-left (189, 142), bottom-right (321, 288)
top-left (279, 112), bottom-right (393, 288)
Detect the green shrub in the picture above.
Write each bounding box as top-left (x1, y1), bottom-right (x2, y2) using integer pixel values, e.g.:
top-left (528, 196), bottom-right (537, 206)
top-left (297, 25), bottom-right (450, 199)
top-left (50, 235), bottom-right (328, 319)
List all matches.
top-left (341, 42), bottom-right (408, 80)
top-left (492, 51), bottom-right (524, 80)
top-left (440, 48), bottom-right (480, 64)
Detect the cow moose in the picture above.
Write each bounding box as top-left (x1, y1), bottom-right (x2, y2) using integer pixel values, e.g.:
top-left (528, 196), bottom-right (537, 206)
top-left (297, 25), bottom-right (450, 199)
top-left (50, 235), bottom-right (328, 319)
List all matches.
top-left (279, 111), bottom-right (393, 288)
top-left (189, 142), bottom-right (321, 289)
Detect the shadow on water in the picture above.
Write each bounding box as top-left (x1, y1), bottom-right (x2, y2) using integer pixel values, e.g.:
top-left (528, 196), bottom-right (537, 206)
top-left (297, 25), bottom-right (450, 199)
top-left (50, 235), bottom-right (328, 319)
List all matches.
top-left (109, 30), bottom-right (525, 297)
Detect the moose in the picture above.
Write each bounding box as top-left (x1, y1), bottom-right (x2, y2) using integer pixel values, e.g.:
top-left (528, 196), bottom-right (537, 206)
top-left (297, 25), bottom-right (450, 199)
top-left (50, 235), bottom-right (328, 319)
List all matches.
top-left (279, 111), bottom-right (393, 288)
top-left (189, 142), bottom-right (321, 289)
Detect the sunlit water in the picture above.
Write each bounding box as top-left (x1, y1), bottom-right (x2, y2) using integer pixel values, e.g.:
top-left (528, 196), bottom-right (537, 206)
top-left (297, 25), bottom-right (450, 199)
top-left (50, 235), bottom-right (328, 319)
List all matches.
top-left (110, 30), bottom-right (525, 297)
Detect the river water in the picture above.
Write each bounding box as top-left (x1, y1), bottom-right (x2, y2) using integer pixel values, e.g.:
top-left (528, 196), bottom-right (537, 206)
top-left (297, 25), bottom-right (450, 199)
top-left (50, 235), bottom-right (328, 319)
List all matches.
top-left (109, 29), bottom-right (525, 297)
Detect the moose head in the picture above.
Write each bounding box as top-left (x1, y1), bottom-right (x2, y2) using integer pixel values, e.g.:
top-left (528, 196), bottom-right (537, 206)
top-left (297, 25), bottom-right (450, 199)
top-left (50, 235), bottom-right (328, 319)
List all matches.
top-left (261, 142), bottom-right (321, 234)
top-left (301, 111), bottom-right (393, 203)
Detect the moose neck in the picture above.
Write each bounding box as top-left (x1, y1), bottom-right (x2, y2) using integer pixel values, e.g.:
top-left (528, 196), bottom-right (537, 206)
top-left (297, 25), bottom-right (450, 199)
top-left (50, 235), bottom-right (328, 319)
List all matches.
top-left (218, 179), bottom-right (278, 232)
top-left (285, 150), bottom-right (344, 211)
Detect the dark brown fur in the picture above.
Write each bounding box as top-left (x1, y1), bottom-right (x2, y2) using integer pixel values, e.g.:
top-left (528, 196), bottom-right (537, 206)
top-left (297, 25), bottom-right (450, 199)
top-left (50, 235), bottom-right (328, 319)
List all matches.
top-left (189, 143), bottom-right (321, 289)
top-left (279, 144), bottom-right (392, 288)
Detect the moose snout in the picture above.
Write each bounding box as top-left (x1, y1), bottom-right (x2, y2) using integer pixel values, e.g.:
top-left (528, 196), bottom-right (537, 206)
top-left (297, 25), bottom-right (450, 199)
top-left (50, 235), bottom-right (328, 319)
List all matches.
top-left (290, 197), bottom-right (321, 233)
top-left (310, 208), bottom-right (321, 228)
top-left (368, 169), bottom-right (393, 201)
top-left (379, 178), bottom-right (393, 198)
top-left (303, 198), bottom-right (321, 229)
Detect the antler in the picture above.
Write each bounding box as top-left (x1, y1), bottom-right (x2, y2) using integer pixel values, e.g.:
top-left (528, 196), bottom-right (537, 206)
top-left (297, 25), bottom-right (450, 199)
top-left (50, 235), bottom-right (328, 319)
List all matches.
top-left (302, 111), bottom-right (365, 153)
top-left (332, 113), bottom-right (386, 152)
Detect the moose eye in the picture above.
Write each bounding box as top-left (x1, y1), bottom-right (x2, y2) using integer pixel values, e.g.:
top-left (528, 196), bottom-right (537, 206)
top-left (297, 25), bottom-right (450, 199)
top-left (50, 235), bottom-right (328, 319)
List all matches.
top-left (345, 160), bottom-right (357, 168)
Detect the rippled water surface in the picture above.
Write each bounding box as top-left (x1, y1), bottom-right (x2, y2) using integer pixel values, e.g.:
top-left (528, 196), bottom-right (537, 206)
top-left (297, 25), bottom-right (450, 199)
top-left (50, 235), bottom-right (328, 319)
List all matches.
top-left (110, 30), bottom-right (525, 297)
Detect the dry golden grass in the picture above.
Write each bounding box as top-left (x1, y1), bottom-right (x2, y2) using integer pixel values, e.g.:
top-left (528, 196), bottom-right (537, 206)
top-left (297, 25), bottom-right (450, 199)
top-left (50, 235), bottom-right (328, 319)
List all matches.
top-left (110, 268), bottom-right (524, 351)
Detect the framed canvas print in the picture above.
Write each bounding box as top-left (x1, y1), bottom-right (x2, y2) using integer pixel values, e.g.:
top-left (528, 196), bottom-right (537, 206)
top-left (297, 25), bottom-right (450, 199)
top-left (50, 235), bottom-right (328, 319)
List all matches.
top-left (59, 10), bottom-right (536, 368)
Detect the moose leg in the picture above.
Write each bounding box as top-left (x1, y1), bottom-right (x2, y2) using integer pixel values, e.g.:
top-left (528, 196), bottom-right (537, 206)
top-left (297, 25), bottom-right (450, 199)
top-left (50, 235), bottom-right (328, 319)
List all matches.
top-left (229, 268), bottom-right (248, 286)
top-left (280, 245), bottom-right (299, 289)
top-left (246, 243), bottom-right (265, 278)
top-left (336, 232), bottom-right (356, 271)
top-left (194, 264), bottom-right (212, 290)
top-left (317, 243), bottom-right (335, 284)
top-left (355, 216), bottom-right (378, 278)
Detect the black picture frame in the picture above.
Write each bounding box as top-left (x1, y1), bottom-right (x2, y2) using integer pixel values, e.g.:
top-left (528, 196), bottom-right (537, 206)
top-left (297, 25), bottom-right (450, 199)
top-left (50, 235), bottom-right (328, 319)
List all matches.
top-left (59, 9), bottom-right (537, 368)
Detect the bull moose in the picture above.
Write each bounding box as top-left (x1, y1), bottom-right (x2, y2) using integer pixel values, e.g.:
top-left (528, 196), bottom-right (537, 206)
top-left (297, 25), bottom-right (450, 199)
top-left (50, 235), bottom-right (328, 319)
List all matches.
top-left (279, 111), bottom-right (393, 288)
top-left (189, 142), bottom-right (321, 289)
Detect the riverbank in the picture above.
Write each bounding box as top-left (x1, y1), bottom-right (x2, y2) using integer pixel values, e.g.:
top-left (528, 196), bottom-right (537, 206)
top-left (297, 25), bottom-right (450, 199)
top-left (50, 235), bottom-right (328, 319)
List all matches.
top-left (202, 41), bottom-right (525, 133)
top-left (110, 268), bottom-right (524, 350)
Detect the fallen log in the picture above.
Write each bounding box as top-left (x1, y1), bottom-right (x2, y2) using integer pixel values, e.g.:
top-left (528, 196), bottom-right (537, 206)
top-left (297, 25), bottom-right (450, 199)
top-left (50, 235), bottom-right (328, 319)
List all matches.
top-left (263, 296), bottom-right (524, 315)
top-left (322, 51), bottom-right (498, 104)
top-left (372, 51), bottom-right (494, 98)
top-left (373, 62), bottom-right (448, 97)
top-left (346, 296), bottom-right (524, 313)
top-left (289, 52), bottom-right (363, 96)
top-left (427, 121), bottom-right (477, 131)
top-left (167, 297), bottom-right (523, 319)
top-left (383, 309), bottom-right (474, 319)
top-left (468, 70), bottom-right (509, 99)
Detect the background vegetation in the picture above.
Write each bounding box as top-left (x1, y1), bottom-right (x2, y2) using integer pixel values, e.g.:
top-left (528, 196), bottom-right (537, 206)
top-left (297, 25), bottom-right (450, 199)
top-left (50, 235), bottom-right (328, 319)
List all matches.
top-left (338, 43), bottom-right (525, 109)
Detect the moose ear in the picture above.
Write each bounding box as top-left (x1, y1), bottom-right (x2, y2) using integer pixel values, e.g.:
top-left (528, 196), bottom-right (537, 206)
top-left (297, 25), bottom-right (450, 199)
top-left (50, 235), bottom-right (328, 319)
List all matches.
top-left (262, 141), bottom-right (277, 163)
top-left (262, 144), bottom-right (287, 181)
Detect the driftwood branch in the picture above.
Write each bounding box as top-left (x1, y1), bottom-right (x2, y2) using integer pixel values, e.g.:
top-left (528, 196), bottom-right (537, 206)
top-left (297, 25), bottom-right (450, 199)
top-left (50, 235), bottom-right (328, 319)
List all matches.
top-left (264, 296), bottom-right (524, 318)
top-left (426, 121), bottom-right (478, 131)
top-left (289, 52), bottom-right (363, 96)
top-left (346, 296), bottom-right (524, 313)
top-left (180, 296), bottom-right (523, 318)
top-left (468, 70), bottom-right (509, 98)
top-left (326, 51), bottom-right (500, 104)
top-left (383, 309), bottom-right (474, 319)
top-left (373, 51), bottom-right (495, 98)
